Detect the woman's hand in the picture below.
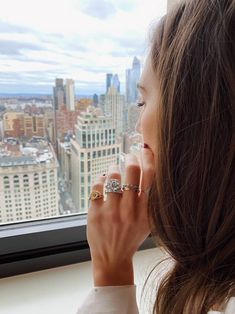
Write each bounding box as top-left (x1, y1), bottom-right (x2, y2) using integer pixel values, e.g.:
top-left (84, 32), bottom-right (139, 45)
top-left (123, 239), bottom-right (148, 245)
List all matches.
top-left (87, 147), bottom-right (155, 286)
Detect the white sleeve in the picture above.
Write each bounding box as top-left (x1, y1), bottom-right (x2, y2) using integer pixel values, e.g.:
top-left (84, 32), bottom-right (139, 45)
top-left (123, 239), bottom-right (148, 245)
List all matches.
top-left (207, 297), bottom-right (235, 314)
top-left (224, 297), bottom-right (235, 314)
top-left (76, 285), bottom-right (139, 314)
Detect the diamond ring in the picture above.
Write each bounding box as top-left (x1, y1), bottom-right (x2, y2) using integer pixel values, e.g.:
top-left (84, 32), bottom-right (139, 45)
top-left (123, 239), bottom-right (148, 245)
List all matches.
top-left (104, 178), bottom-right (123, 194)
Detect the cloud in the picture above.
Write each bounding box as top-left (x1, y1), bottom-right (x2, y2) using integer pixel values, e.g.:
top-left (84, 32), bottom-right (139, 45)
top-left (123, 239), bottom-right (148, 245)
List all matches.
top-left (0, 0), bottom-right (167, 94)
top-left (0, 39), bottom-right (43, 56)
top-left (79, 0), bottom-right (117, 19)
top-left (0, 20), bottom-right (30, 33)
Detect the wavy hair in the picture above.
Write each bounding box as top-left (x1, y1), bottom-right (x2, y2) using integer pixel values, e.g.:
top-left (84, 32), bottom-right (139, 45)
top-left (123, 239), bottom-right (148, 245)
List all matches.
top-left (144, 0), bottom-right (235, 313)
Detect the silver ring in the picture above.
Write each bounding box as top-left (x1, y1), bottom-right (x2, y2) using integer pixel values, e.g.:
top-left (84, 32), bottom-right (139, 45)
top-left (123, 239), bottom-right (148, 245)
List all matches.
top-left (122, 184), bottom-right (139, 192)
top-left (104, 178), bottom-right (123, 194)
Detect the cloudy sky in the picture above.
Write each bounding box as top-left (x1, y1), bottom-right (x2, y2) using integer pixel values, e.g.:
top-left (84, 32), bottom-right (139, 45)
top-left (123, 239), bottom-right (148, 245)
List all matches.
top-left (0, 0), bottom-right (167, 95)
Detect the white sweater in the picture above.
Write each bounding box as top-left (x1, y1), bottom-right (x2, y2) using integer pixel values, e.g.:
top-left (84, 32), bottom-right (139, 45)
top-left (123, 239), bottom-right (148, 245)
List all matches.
top-left (76, 285), bottom-right (235, 314)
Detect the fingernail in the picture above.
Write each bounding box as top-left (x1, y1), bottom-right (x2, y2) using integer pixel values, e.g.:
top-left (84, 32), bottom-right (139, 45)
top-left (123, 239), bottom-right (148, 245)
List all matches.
top-left (143, 143), bottom-right (150, 149)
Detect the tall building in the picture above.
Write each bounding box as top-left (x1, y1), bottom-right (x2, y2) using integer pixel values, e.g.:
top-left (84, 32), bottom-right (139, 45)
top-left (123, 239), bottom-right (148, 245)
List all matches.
top-left (104, 86), bottom-right (125, 137)
top-left (70, 107), bottom-right (122, 212)
top-left (127, 103), bottom-right (140, 133)
top-left (111, 74), bottom-right (120, 93)
top-left (106, 73), bottom-right (113, 93)
top-left (0, 137), bottom-right (59, 223)
top-left (65, 79), bottom-right (75, 111)
top-left (93, 94), bottom-right (98, 107)
top-left (126, 56), bottom-right (141, 103)
top-left (53, 78), bottom-right (65, 111)
top-left (58, 140), bottom-right (72, 191)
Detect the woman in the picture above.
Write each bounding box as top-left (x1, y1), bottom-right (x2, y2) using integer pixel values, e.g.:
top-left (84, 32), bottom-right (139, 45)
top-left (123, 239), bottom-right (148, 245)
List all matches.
top-left (77, 0), bottom-right (235, 313)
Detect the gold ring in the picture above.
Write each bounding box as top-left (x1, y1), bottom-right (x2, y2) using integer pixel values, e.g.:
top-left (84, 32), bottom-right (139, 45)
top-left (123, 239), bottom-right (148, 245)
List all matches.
top-left (89, 190), bottom-right (104, 201)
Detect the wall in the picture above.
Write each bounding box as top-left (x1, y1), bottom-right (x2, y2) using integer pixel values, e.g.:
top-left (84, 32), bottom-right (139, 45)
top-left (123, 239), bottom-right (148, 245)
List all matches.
top-left (0, 247), bottom-right (168, 314)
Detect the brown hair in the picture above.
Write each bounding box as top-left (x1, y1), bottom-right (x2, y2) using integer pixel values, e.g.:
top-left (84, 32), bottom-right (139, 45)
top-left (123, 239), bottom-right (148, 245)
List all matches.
top-left (144, 0), bottom-right (235, 313)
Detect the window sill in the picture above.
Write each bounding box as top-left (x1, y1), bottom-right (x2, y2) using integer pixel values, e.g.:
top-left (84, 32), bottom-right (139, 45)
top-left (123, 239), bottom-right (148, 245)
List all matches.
top-left (0, 214), bottom-right (156, 278)
top-left (0, 247), bottom-right (162, 314)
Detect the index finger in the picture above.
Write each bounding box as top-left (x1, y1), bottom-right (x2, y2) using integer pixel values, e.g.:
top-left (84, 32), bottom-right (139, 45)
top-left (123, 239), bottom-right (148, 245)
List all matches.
top-left (139, 147), bottom-right (155, 196)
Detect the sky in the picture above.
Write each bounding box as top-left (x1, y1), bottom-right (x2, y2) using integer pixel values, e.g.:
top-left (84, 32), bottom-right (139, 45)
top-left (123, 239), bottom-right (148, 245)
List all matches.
top-left (0, 0), bottom-right (167, 95)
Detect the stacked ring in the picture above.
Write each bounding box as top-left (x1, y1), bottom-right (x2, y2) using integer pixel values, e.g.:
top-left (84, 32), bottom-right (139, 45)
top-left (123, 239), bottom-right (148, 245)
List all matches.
top-left (122, 184), bottom-right (139, 192)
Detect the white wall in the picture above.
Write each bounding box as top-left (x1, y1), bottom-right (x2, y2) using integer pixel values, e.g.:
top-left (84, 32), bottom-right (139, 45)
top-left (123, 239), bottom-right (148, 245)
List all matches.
top-left (0, 247), bottom-right (167, 314)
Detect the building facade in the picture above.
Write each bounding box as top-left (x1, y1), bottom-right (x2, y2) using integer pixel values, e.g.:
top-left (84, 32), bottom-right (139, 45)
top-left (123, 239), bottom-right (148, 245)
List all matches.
top-left (106, 73), bottom-right (113, 93)
top-left (65, 79), bottom-right (75, 111)
top-left (53, 78), bottom-right (65, 111)
top-left (70, 107), bottom-right (122, 212)
top-left (3, 112), bottom-right (46, 138)
top-left (55, 105), bottom-right (79, 139)
top-left (0, 138), bottom-right (59, 223)
top-left (104, 86), bottom-right (125, 137)
top-left (126, 56), bottom-right (141, 103)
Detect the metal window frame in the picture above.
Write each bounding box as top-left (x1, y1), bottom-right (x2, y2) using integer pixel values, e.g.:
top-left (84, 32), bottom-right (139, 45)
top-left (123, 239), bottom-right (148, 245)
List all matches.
top-left (0, 214), bottom-right (156, 278)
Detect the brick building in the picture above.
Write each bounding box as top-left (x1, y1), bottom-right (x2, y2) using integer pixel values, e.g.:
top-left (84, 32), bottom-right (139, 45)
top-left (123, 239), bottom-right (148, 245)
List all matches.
top-left (55, 105), bottom-right (80, 139)
top-left (3, 112), bottom-right (46, 138)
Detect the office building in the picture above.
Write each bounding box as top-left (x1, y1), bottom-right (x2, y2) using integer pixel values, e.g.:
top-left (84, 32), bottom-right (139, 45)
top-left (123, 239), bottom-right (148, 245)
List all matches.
top-left (65, 79), bottom-right (75, 111)
top-left (3, 112), bottom-right (46, 138)
top-left (53, 78), bottom-right (65, 111)
top-left (55, 105), bottom-right (79, 139)
top-left (111, 74), bottom-right (120, 93)
top-left (70, 107), bottom-right (121, 212)
top-left (106, 73), bottom-right (113, 93)
top-left (126, 57), bottom-right (141, 103)
top-left (103, 86), bottom-right (125, 137)
top-left (0, 137), bottom-right (59, 223)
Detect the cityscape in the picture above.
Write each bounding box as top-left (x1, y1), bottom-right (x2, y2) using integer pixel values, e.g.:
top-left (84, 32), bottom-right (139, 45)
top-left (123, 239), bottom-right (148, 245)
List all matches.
top-left (0, 56), bottom-right (143, 224)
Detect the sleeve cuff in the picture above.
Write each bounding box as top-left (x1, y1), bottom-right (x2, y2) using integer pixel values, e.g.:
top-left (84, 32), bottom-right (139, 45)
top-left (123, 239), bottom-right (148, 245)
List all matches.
top-left (77, 285), bottom-right (139, 314)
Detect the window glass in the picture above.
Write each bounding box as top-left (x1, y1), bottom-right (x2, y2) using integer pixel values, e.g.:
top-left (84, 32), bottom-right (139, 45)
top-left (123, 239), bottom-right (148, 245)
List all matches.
top-left (0, 0), bottom-right (167, 224)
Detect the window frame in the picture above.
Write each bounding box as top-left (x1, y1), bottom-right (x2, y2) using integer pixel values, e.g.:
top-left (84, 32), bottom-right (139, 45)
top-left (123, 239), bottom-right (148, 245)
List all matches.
top-left (0, 214), bottom-right (156, 278)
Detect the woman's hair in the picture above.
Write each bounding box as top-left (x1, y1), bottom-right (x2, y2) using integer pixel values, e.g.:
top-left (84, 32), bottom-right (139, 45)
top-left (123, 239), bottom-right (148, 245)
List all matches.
top-left (145, 0), bottom-right (235, 313)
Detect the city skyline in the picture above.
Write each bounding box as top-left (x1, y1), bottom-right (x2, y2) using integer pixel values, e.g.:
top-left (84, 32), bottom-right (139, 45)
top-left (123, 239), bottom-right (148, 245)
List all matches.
top-left (0, 0), bottom-right (167, 94)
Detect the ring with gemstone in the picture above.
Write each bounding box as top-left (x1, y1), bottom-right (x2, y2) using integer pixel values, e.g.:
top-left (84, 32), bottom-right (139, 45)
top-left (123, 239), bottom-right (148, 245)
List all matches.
top-left (89, 190), bottom-right (104, 201)
top-left (122, 184), bottom-right (140, 192)
top-left (104, 178), bottom-right (123, 194)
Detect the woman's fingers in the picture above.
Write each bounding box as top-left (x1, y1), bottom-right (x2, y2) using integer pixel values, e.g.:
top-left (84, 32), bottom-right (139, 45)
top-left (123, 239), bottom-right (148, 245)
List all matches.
top-left (89, 174), bottom-right (106, 209)
top-left (139, 147), bottom-right (155, 198)
top-left (121, 154), bottom-right (141, 204)
top-left (105, 164), bottom-right (122, 202)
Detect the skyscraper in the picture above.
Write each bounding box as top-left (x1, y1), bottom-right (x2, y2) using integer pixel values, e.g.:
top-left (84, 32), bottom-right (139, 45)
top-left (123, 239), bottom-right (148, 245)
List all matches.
top-left (53, 78), bottom-right (65, 111)
top-left (111, 74), bottom-right (120, 93)
top-left (106, 73), bottom-right (113, 93)
top-left (104, 86), bottom-right (125, 137)
top-left (70, 107), bottom-right (121, 212)
top-left (65, 79), bottom-right (75, 111)
top-left (93, 94), bottom-right (98, 107)
top-left (126, 57), bottom-right (141, 103)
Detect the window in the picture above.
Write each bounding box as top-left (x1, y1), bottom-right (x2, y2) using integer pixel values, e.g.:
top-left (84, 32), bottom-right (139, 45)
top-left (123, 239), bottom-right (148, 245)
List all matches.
top-left (0, 0), bottom-right (166, 278)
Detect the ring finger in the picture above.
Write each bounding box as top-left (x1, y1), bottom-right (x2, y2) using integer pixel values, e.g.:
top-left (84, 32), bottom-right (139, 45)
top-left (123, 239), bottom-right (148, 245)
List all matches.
top-left (105, 164), bottom-right (122, 202)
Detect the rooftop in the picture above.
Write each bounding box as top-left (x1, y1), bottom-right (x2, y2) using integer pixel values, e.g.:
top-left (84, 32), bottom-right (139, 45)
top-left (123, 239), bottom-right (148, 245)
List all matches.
top-left (0, 137), bottom-right (55, 167)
